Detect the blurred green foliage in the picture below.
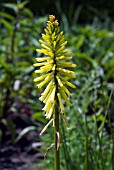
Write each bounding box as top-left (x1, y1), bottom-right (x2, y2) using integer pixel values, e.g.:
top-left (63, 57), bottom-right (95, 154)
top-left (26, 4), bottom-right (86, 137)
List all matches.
top-left (0, 1), bottom-right (114, 170)
top-left (0, 1), bottom-right (47, 141)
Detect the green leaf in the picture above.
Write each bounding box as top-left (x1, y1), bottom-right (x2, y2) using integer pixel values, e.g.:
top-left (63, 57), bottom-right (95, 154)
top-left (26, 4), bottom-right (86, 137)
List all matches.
top-left (76, 35), bottom-right (85, 48)
top-left (16, 126), bottom-right (36, 142)
top-left (1, 19), bottom-right (13, 34)
top-left (22, 7), bottom-right (33, 17)
top-left (75, 52), bottom-right (98, 68)
top-left (17, 1), bottom-right (29, 10)
top-left (0, 129), bottom-right (3, 141)
top-left (0, 12), bottom-right (14, 20)
top-left (6, 118), bottom-right (16, 142)
top-left (2, 3), bottom-right (19, 13)
top-left (32, 112), bottom-right (45, 123)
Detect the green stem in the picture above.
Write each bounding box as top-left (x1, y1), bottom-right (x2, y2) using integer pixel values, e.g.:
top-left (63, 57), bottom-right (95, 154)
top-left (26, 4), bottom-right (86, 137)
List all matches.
top-left (54, 94), bottom-right (60, 170)
top-left (84, 114), bottom-right (89, 170)
top-left (94, 112), bottom-right (103, 170)
top-left (10, 14), bottom-right (19, 64)
top-left (61, 122), bottom-right (71, 170)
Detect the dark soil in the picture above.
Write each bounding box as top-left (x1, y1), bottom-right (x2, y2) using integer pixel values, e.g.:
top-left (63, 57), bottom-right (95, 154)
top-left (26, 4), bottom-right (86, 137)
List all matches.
top-left (0, 139), bottom-right (42, 170)
top-left (0, 113), bottom-right (42, 170)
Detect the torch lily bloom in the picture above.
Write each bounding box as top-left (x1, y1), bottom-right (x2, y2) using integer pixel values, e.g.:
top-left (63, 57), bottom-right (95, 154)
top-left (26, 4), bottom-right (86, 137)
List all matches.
top-left (34, 15), bottom-right (76, 121)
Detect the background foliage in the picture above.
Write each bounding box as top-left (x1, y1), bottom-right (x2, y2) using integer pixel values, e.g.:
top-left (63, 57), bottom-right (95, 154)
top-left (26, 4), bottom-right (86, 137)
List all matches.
top-left (0, 1), bottom-right (114, 170)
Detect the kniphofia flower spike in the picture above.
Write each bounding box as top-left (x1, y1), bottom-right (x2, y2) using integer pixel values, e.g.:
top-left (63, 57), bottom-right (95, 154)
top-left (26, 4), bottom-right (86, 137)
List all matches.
top-left (34, 15), bottom-right (76, 123)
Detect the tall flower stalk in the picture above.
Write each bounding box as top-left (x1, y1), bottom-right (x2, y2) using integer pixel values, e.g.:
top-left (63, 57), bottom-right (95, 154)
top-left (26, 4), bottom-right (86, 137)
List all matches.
top-left (33, 15), bottom-right (76, 170)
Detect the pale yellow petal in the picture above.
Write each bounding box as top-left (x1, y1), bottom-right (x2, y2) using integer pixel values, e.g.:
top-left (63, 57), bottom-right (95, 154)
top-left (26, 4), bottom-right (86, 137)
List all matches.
top-left (41, 79), bottom-right (54, 99)
top-left (59, 76), bottom-right (76, 88)
top-left (57, 68), bottom-right (76, 78)
top-left (37, 75), bottom-right (52, 88)
top-left (33, 62), bottom-right (47, 67)
top-left (56, 76), bottom-right (63, 87)
top-left (61, 85), bottom-right (71, 96)
top-left (60, 88), bottom-right (71, 106)
top-left (36, 57), bottom-right (50, 62)
top-left (33, 74), bottom-right (47, 82)
top-left (57, 93), bottom-right (64, 113)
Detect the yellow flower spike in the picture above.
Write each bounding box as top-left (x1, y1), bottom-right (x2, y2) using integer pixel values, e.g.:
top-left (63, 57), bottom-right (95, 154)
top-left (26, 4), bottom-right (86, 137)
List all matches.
top-left (34, 15), bottom-right (76, 124)
top-left (33, 16), bottom-right (77, 169)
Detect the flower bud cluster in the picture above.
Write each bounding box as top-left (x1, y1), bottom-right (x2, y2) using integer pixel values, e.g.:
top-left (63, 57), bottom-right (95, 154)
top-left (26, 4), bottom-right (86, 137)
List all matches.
top-left (34, 15), bottom-right (76, 119)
